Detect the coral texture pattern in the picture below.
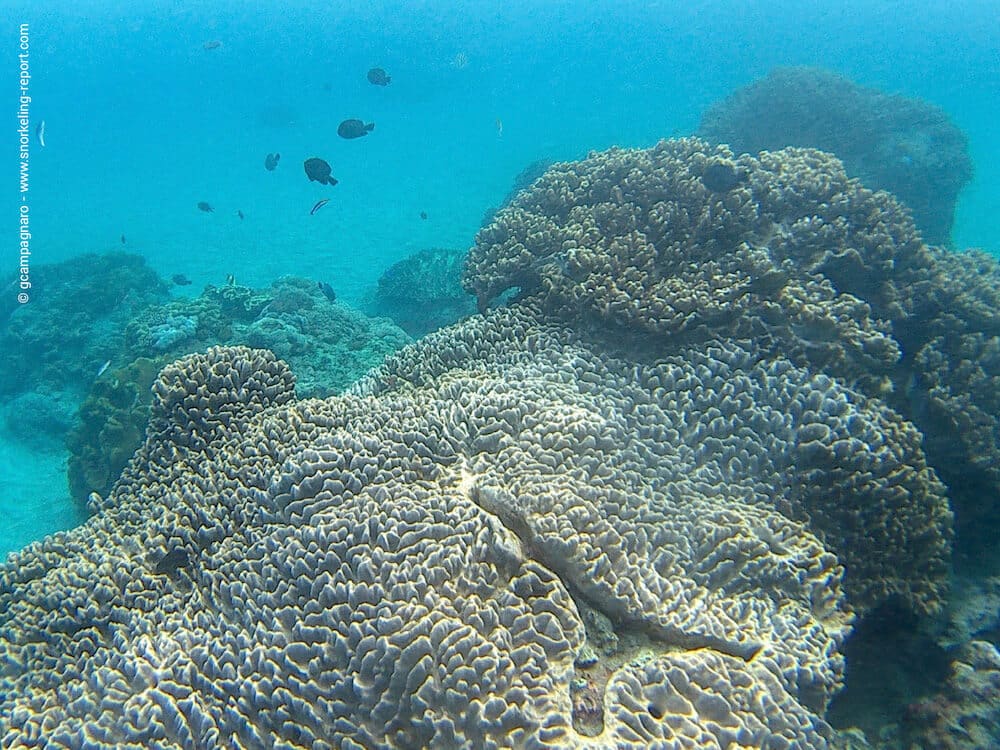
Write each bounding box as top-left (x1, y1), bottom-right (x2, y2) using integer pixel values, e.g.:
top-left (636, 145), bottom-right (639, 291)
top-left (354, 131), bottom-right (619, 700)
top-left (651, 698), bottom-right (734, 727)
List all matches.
top-left (0, 138), bottom-right (961, 749)
top-left (0, 321), bottom-right (948, 748)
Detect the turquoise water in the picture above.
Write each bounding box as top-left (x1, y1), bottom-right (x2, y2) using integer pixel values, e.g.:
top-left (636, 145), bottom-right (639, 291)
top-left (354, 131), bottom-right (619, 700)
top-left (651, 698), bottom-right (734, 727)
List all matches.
top-left (4, 0), bottom-right (998, 553)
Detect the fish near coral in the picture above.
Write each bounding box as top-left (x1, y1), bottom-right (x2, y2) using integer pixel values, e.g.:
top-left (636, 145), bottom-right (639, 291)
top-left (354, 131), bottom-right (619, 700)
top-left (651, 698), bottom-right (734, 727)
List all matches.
top-left (701, 162), bottom-right (747, 192)
top-left (154, 545), bottom-right (190, 578)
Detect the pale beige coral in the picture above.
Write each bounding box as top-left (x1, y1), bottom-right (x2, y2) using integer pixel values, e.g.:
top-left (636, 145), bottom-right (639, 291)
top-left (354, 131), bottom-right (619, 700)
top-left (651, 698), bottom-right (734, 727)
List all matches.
top-left (466, 136), bottom-right (1000, 619)
top-left (463, 138), bottom-right (923, 395)
top-left (1, 299), bottom-right (951, 748)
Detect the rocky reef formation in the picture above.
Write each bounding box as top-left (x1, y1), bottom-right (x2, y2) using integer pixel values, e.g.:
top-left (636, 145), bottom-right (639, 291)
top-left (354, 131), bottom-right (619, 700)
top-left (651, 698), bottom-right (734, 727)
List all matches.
top-left (65, 277), bottom-right (410, 506)
top-left (0, 252), bottom-right (169, 402)
top-left (698, 67), bottom-right (973, 246)
top-left (366, 248), bottom-right (476, 336)
top-left (899, 641), bottom-right (1000, 749)
top-left (125, 276), bottom-right (410, 399)
top-left (464, 138), bottom-right (998, 562)
top-left (2, 137), bottom-right (993, 748)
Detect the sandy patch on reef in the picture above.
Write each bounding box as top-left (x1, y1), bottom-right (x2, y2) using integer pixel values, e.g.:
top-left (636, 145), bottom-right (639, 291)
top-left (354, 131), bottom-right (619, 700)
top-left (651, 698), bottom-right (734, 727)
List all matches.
top-left (0, 440), bottom-right (84, 558)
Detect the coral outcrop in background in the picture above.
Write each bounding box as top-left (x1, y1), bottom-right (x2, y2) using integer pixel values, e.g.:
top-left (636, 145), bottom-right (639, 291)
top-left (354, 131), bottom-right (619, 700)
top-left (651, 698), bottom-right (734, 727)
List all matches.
top-left (63, 276), bottom-right (410, 505)
top-left (698, 67), bottom-right (973, 246)
top-left (365, 247), bottom-right (476, 336)
top-left (0, 252), bottom-right (169, 402)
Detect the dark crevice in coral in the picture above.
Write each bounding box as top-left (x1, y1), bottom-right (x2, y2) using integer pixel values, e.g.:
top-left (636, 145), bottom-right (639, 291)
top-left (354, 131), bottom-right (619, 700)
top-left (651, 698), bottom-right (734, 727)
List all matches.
top-left (472, 480), bottom-right (762, 663)
top-left (827, 597), bottom-right (951, 738)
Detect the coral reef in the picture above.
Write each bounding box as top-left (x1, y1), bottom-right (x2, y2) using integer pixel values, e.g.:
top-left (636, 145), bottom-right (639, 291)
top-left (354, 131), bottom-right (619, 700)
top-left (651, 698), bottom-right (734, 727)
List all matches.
top-left (1, 137), bottom-right (990, 748)
top-left (366, 247), bottom-right (476, 336)
top-left (886, 248), bottom-right (1000, 555)
top-left (65, 277), bottom-right (410, 506)
top-left (464, 139), bottom-right (912, 398)
top-left (698, 67), bottom-right (973, 245)
top-left (900, 641), bottom-right (1000, 749)
top-left (464, 138), bottom-right (1000, 566)
top-left (149, 315), bottom-right (198, 351)
top-left (1, 313), bottom-right (949, 746)
top-left (125, 277), bottom-right (409, 398)
top-left (0, 253), bottom-right (169, 400)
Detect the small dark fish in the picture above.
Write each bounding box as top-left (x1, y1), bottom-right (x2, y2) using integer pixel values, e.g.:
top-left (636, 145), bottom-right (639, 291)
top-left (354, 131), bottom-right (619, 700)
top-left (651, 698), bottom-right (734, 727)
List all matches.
top-left (237, 210), bottom-right (245, 220)
top-left (420, 211), bottom-right (427, 220)
top-left (203, 40), bottom-right (222, 51)
top-left (225, 273), bottom-right (236, 286)
top-left (317, 281), bottom-right (337, 302)
top-left (338, 119), bottom-right (375, 139)
top-left (120, 233), bottom-right (126, 244)
top-left (304, 157), bottom-right (337, 186)
top-left (155, 546), bottom-right (190, 577)
top-left (367, 67), bottom-right (391, 86)
top-left (171, 274), bottom-right (192, 286)
top-left (197, 201), bottom-right (214, 212)
top-left (264, 152), bottom-right (280, 171)
top-left (310, 198), bottom-right (330, 215)
top-left (701, 162), bottom-right (747, 193)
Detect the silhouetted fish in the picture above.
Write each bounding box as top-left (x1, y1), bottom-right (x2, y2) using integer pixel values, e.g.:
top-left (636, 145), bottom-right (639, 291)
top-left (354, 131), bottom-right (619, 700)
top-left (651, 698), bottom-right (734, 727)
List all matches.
top-left (420, 211), bottom-right (428, 220)
top-left (120, 234), bottom-right (126, 244)
top-left (304, 158), bottom-right (337, 186)
top-left (317, 281), bottom-right (337, 302)
top-left (338, 119), bottom-right (374, 139)
top-left (155, 546), bottom-right (190, 577)
top-left (203, 40), bottom-right (222, 51)
top-left (197, 201), bottom-right (214, 212)
top-left (172, 274), bottom-right (192, 286)
top-left (701, 162), bottom-right (747, 193)
top-left (367, 67), bottom-right (391, 86)
top-left (264, 152), bottom-right (280, 171)
top-left (310, 198), bottom-right (330, 215)
top-left (237, 210), bottom-right (245, 220)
